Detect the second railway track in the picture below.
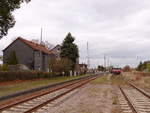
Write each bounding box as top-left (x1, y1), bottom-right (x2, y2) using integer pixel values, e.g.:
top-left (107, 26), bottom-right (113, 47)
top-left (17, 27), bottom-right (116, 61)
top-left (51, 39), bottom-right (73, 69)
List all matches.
top-left (118, 83), bottom-right (150, 113)
top-left (0, 74), bottom-right (100, 113)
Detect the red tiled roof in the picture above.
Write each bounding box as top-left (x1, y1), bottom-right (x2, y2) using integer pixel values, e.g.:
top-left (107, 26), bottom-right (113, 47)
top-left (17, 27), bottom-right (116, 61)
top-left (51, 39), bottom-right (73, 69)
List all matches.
top-left (3, 37), bottom-right (53, 54)
top-left (18, 37), bottom-right (53, 54)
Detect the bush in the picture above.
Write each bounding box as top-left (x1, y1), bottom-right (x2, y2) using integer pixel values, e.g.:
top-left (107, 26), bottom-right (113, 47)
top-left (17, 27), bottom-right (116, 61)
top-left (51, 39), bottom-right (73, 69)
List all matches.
top-left (123, 65), bottom-right (131, 72)
top-left (0, 71), bottom-right (54, 81)
top-left (0, 64), bottom-right (8, 71)
top-left (6, 51), bottom-right (18, 65)
top-left (49, 58), bottom-right (73, 76)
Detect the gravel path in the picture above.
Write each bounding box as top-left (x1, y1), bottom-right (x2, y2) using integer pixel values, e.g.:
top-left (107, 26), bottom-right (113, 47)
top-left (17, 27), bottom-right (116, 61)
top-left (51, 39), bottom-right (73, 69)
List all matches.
top-left (38, 84), bottom-right (113, 113)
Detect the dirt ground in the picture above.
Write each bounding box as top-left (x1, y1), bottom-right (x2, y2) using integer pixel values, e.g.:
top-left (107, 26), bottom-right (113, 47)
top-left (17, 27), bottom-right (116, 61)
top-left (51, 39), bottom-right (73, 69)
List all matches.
top-left (39, 82), bottom-right (121, 113)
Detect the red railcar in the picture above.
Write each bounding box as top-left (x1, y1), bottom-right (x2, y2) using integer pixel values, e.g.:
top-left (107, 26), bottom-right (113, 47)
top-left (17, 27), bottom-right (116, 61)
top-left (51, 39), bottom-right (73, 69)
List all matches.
top-left (111, 68), bottom-right (122, 75)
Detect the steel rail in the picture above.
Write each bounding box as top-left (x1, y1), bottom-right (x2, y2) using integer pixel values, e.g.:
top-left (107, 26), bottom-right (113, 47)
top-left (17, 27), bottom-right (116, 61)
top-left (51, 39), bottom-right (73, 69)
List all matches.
top-left (25, 76), bottom-right (98, 113)
top-left (0, 74), bottom-right (96, 102)
top-left (129, 82), bottom-right (150, 99)
top-left (0, 74), bottom-right (100, 112)
top-left (119, 86), bottom-right (139, 113)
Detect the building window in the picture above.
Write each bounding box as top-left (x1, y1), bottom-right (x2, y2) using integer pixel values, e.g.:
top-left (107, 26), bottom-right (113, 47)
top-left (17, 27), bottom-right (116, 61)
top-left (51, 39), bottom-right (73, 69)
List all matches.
top-left (36, 52), bottom-right (40, 57)
top-left (57, 48), bottom-right (60, 52)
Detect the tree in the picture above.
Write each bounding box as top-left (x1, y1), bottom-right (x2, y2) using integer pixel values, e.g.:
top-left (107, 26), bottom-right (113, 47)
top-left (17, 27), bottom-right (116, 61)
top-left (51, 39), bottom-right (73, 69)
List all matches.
top-left (123, 65), bottom-right (131, 72)
top-left (49, 57), bottom-right (73, 75)
top-left (0, 0), bottom-right (30, 39)
top-left (49, 57), bottom-right (57, 72)
top-left (7, 51), bottom-right (18, 65)
top-left (142, 61), bottom-right (147, 71)
top-left (97, 65), bottom-right (105, 71)
top-left (0, 64), bottom-right (8, 71)
top-left (136, 61), bottom-right (150, 72)
top-left (147, 62), bottom-right (150, 72)
top-left (136, 61), bottom-right (143, 71)
top-left (60, 58), bottom-right (73, 74)
top-left (60, 32), bottom-right (79, 70)
top-left (0, 55), bottom-right (3, 61)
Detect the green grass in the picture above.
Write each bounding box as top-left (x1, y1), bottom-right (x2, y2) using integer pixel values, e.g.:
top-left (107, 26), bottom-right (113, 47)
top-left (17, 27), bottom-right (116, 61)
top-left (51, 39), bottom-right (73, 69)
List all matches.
top-left (90, 75), bottom-right (108, 84)
top-left (91, 74), bottom-right (129, 86)
top-left (0, 74), bottom-right (88, 97)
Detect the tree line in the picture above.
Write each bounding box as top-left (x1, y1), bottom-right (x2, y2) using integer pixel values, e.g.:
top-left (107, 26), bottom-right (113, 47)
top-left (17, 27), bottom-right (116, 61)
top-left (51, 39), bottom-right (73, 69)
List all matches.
top-left (136, 61), bottom-right (150, 72)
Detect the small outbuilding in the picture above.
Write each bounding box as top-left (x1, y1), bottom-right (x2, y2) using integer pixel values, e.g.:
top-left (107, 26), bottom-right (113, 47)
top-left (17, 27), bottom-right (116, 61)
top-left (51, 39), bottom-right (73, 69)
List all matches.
top-left (3, 37), bottom-right (56, 71)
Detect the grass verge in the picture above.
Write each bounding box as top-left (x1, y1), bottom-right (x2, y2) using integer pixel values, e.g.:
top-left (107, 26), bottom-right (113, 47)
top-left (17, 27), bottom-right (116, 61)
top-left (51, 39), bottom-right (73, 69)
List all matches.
top-left (0, 74), bottom-right (88, 97)
top-left (90, 75), bottom-right (108, 84)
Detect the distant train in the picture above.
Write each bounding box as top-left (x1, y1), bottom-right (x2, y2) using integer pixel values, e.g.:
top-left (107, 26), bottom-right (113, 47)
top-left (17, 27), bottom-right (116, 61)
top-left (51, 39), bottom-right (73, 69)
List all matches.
top-left (110, 68), bottom-right (122, 75)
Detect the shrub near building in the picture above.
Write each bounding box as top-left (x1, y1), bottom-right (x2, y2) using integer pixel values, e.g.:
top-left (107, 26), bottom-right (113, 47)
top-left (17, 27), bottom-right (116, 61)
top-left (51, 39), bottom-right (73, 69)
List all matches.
top-left (0, 64), bottom-right (8, 71)
top-left (6, 51), bottom-right (18, 65)
top-left (0, 71), bottom-right (54, 82)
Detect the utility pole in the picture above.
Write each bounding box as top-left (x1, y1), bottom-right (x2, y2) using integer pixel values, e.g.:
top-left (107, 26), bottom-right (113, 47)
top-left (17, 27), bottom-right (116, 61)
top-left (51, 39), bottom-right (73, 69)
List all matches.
top-left (107, 56), bottom-right (110, 71)
top-left (87, 42), bottom-right (90, 69)
top-left (109, 56), bottom-right (112, 66)
top-left (107, 57), bottom-right (109, 67)
top-left (40, 28), bottom-right (43, 71)
top-left (104, 54), bottom-right (106, 71)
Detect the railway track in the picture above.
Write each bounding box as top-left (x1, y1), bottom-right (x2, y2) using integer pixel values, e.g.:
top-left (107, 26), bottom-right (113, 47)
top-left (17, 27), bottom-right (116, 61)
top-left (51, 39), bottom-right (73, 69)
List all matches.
top-left (118, 84), bottom-right (150, 113)
top-left (0, 74), bottom-right (99, 113)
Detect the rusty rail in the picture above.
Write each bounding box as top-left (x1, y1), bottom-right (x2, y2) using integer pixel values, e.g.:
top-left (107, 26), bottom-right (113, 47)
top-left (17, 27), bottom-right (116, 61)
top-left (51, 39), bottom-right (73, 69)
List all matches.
top-left (129, 82), bottom-right (150, 99)
top-left (119, 86), bottom-right (138, 113)
top-left (0, 74), bottom-right (100, 112)
top-left (25, 76), bottom-right (97, 113)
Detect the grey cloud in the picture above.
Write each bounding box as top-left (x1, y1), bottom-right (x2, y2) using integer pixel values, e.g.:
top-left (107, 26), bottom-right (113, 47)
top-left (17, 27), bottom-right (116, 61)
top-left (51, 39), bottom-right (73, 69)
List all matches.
top-left (1, 0), bottom-right (150, 67)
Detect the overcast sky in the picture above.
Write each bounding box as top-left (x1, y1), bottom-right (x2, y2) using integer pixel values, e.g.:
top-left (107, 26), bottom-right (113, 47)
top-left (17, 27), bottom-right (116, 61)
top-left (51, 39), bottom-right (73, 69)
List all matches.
top-left (1, 0), bottom-right (150, 68)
